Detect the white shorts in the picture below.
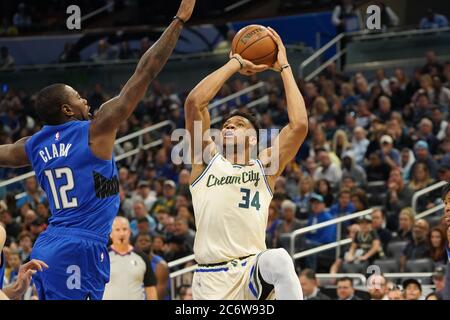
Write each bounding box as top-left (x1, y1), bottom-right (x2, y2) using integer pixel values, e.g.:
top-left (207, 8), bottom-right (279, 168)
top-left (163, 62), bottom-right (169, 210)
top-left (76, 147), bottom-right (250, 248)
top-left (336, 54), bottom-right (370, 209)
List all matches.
top-left (192, 251), bottom-right (275, 300)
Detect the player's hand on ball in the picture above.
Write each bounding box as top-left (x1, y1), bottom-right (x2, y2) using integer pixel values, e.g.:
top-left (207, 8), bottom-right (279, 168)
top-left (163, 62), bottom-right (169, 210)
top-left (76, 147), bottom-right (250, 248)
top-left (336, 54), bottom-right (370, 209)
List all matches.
top-left (176, 0), bottom-right (196, 22)
top-left (266, 27), bottom-right (288, 72)
top-left (229, 53), bottom-right (269, 76)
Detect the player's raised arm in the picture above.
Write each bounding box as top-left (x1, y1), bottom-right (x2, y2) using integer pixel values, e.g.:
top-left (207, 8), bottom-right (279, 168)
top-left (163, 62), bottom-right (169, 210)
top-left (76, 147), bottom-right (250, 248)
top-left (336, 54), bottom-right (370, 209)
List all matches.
top-left (0, 136), bottom-right (30, 168)
top-left (259, 28), bottom-right (308, 182)
top-left (184, 54), bottom-right (268, 170)
top-left (89, 0), bottom-right (195, 159)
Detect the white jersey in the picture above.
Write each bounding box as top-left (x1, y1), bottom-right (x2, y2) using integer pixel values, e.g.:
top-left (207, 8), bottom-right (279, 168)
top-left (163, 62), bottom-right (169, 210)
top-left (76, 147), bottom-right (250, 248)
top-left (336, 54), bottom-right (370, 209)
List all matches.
top-left (190, 153), bottom-right (273, 265)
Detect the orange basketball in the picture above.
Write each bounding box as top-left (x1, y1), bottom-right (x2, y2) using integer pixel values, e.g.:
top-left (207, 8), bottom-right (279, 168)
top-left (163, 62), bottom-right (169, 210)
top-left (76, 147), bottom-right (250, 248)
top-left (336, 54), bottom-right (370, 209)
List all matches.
top-left (231, 25), bottom-right (278, 67)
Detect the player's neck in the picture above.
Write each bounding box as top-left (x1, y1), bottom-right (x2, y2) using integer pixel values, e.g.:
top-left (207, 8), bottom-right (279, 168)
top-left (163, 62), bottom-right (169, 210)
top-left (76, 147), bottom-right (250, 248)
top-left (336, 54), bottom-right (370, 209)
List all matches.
top-left (223, 150), bottom-right (252, 165)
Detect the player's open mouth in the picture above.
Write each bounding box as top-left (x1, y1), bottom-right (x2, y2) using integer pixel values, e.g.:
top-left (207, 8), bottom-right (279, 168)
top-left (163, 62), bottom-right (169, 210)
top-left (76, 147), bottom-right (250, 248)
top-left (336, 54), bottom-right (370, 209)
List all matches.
top-left (224, 130), bottom-right (235, 138)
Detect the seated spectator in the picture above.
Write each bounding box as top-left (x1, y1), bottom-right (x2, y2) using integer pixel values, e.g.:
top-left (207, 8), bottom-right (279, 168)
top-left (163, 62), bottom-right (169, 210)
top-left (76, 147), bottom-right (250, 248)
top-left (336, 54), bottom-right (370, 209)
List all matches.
top-left (293, 176), bottom-right (314, 219)
top-left (0, 47), bottom-right (15, 69)
top-left (274, 200), bottom-right (303, 247)
top-left (151, 179), bottom-right (177, 215)
top-left (351, 188), bottom-right (369, 212)
top-left (431, 266), bottom-right (446, 300)
top-left (164, 235), bottom-right (193, 266)
top-left (385, 168), bottom-right (413, 231)
top-left (411, 140), bottom-right (439, 179)
top-left (313, 150), bottom-right (342, 191)
top-left (429, 227), bottom-right (447, 266)
top-left (306, 194), bottom-right (336, 245)
top-left (17, 231), bottom-right (33, 262)
top-left (402, 278), bottom-right (422, 300)
top-left (133, 181), bottom-right (157, 212)
top-left (376, 96), bottom-right (393, 122)
top-left (173, 217), bottom-right (195, 252)
top-left (367, 274), bottom-right (389, 300)
top-left (329, 189), bottom-right (355, 219)
top-left (58, 43), bottom-right (80, 63)
top-left (130, 201), bottom-right (156, 236)
top-left (299, 269), bottom-right (331, 300)
top-left (16, 177), bottom-right (46, 210)
top-left (179, 285), bottom-right (193, 300)
top-left (371, 209), bottom-right (392, 253)
top-left (412, 93), bottom-right (433, 127)
top-left (365, 151), bottom-right (391, 182)
top-left (330, 224), bottom-right (360, 275)
top-left (350, 126), bottom-right (369, 166)
top-left (118, 41), bottom-right (136, 60)
top-left (400, 219), bottom-right (430, 272)
top-left (431, 77), bottom-right (450, 110)
top-left (417, 118), bottom-right (440, 155)
top-left (345, 215), bottom-right (384, 265)
top-left (400, 147), bottom-right (415, 181)
top-left (152, 235), bottom-right (167, 258)
top-left (336, 277), bottom-right (361, 300)
top-left (341, 152), bottom-right (367, 187)
top-left (419, 9), bottom-right (448, 30)
top-left (387, 283), bottom-right (404, 300)
top-left (266, 204), bottom-right (282, 248)
top-left (315, 179), bottom-right (334, 208)
top-left (379, 134), bottom-right (400, 168)
top-left (331, 129), bottom-right (350, 159)
top-left (392, 207), bottom-right (414, 242)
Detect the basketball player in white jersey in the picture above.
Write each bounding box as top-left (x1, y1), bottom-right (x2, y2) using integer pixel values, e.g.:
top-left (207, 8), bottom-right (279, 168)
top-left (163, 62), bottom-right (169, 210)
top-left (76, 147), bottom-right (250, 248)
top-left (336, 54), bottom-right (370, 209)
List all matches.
top-left (184, 28), bottom-right (307, 300)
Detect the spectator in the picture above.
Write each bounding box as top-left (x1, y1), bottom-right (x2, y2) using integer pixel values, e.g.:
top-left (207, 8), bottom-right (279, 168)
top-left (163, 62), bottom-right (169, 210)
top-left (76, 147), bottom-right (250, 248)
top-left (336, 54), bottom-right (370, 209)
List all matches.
top-left (411, 140), bottom-right (439, 179)
top-left (387, 284), bottom-right (404, 300)
top-left (130, 201), bottom-right (156, 236)
top-left (336, 277), bottom-right (360, 300)
top-left (431, 266), bottom-right (446, 299)
top-left (366, 151), bottom-right (391, 182)
top-left (431, 107), bottom-right (448, 141)
top-left (314, 150), bottom-right (342, 191)
top-left (179, 285), bottom-right (193, 300)
top-left (402, 278), bottom-right (422, 300)
top-left (385, 168), bottom-right (413, 231)
top-left (367, 274), bottom-right (389, 300)
top-left (329, 189), bottom-right (355, 222)
top-left (134, 181), bottom-right (157, 212)
top-left (12, 3), bottom-right (31, 29)
top-left (341, 152), bottom-right (367, 187)
top-left (164, 235), bottom-right (193, 265)
top-left (332, 0), bottom-right (362, 33)
top-left (0, 210), bottom-right (21, 241)
top-left (274, 200), bottom-right (302, 247)
top-left (306, 194), bottom-right (336, 246)
top-left (419, 9), bottom-right (448, 30)
top-left (399, 219), bottom-right (430, 272)
top-left (299, 269), bottom-right (331, 300)
top-left (371, 209), bottom-right (392, 253)
top-left (293, 176), bottom-right (314, 219)
top-left (331, 129), bottom-right (350, 159)
top-left (392, 207), bottom-right (414, 242)
top-left (91, 39), bottom-right (115, 62)
top-left (330, 224), bottom-right (360, 275)
top-left (350, 188), bottom-right (369, 212)
top-left (431, 76), bottom-right (450, 109)
top-left (173, 217), bottom-right (195, 252)
top-left (417, 118), bottom-right (440, 155)
top-left (345, 215), bottom-right (383, 265)
top-left (400, 148), bottom-right (415, 181)
top-left (0, 47), bottom-right (15, 69)
top-left (379, 134), bottom-right (400, 168)
top-left (266, 204), bottom-right (282, 248)
top-left (17, 231), bottom-right (33, 262)
top-left (428, 227), bottom-right (447, 266)
top-left (375, 1), bottom-right (399, 30)
top-left (315, 179), bottom-right (334, 208)
top-left (134, 233), bottom-right (170, 300)
top-left (151, 179), bottom-right (177, 215)
top-left (350, 126), bottom-right (369, 166)
top-left (103, 217), bottom-right (157, 300)
top-left (16, 177), bottom-right (46, 210)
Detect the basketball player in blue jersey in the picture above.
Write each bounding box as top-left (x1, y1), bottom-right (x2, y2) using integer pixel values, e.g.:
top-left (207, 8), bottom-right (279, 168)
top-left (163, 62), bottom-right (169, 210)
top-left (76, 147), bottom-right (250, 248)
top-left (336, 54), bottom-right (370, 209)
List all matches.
top-left (0, 225), bottom-right (48, 300)
top-left (185, 28), bottom-right (307, 299)
top-left (0, 0), bottom-right (196, 300)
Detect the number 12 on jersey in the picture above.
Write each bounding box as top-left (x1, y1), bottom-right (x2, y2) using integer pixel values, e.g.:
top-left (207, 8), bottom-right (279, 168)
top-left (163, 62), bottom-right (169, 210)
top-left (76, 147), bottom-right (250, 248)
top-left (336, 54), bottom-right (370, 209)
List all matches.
top-left (44, 167), bottom-right (78, 210)
top-left (238, 188), bottom-right (261, 211)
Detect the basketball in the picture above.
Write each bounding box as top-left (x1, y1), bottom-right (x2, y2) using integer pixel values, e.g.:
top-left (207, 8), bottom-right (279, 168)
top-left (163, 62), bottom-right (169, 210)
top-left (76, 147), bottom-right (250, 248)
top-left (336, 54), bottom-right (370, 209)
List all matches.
top-left (231, 25), bottom-right (278, 66)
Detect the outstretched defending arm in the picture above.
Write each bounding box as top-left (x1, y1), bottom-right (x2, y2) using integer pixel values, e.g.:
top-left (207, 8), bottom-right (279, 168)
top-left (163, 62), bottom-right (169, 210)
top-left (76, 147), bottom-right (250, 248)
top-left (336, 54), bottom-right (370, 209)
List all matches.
top-left (0, 136), bottom-right (30, 168)
top-left (90, 0), bottom-right (196, 160)
top-left (184, 54), bottom-right (268, 181)
top-left (259, 28), bottom-right (308, 188)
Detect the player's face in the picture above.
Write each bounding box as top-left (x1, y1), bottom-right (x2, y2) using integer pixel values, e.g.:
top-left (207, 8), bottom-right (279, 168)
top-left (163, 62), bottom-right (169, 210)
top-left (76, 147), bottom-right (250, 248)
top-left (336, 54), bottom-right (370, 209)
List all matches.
top-left (221, 116), bottom-right (256, 149)
top-left (65, 86), bottom-right (91, 121)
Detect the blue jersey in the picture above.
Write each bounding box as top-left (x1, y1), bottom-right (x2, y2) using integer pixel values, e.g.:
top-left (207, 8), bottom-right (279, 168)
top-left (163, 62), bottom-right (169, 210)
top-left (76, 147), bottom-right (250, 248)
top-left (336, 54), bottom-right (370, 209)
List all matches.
top-left (0, 251), bottom-right (5, 289)
top-left (25, 120), bottom-right (120, 239)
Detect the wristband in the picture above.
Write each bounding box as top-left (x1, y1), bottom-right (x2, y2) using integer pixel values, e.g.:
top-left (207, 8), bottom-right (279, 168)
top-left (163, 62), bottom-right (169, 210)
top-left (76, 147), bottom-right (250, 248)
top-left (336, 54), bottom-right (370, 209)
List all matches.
top-left (280, 64), bottom-right (290, 72)
top-left (173, 15), bottom-right (186, 25)
top-left (230, 56), bottom-right (243, 69)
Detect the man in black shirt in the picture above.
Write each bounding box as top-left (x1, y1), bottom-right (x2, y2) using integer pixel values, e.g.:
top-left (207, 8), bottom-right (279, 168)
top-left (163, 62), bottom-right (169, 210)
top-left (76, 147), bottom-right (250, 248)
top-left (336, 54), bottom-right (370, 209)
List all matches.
top-left (399, 219), bottom-right (430, 272)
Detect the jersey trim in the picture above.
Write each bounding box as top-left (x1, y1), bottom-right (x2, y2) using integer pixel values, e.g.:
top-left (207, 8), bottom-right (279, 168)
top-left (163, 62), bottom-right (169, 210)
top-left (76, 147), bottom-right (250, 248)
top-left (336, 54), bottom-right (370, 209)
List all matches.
top-left (191, 152), bottom-right (220, 188)
top-left (255, 159), bottom-right (273, 197)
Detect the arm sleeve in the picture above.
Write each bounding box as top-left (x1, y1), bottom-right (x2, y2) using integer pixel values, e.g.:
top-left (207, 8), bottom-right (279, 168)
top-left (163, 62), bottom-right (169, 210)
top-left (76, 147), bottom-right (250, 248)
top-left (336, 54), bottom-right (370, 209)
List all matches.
top-left (135, 250), bottom-right (157, 287)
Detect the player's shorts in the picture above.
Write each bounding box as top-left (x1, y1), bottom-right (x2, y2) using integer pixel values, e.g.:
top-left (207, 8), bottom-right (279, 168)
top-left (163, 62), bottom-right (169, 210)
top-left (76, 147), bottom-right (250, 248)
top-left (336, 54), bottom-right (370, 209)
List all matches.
top-left (192, 250), bottom-right (275, 300)
top-left (30, 226), bottom-right (110, 300)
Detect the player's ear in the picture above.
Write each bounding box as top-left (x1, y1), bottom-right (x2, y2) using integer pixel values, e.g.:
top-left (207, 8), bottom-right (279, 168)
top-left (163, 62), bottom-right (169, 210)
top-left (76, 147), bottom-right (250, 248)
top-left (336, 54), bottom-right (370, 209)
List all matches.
top-left (249, 135), bottom-right (257, 147)
top-left (61, 104), bottom-right (75, 117)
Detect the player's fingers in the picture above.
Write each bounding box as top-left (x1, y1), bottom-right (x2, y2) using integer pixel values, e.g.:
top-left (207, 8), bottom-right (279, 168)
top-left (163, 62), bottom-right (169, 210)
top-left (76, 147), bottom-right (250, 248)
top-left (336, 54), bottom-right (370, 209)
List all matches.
top-left (266, 30), bottom-right (281, 46)
top-left (267, 27), bottom-right (282, 41)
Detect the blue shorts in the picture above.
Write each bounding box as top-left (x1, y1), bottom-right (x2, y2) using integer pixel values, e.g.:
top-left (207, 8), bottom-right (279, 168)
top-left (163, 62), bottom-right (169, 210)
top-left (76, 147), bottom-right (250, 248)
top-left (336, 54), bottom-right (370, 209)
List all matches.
top-left (31, 226), bottom-right (110, 300)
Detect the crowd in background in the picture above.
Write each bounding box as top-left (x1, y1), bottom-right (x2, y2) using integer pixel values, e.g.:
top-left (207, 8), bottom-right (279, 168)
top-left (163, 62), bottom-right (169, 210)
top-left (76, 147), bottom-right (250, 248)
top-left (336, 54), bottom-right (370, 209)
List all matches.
top-left (0, 45), bottom-right (449, 299)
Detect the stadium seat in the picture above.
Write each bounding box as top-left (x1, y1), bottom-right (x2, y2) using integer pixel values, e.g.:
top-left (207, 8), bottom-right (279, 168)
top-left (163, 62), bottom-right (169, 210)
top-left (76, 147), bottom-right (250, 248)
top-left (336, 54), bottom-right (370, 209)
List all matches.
top-left (405, 259), bottom-right (433, 273)
top-left (386, 241), bottom-right (408, 258)
top-left (425, 215), bottom-right (443, 228)
top-left (341, 262), bottom-right (367, 274)
top-left (373, 259), bottom-right (399, 273)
